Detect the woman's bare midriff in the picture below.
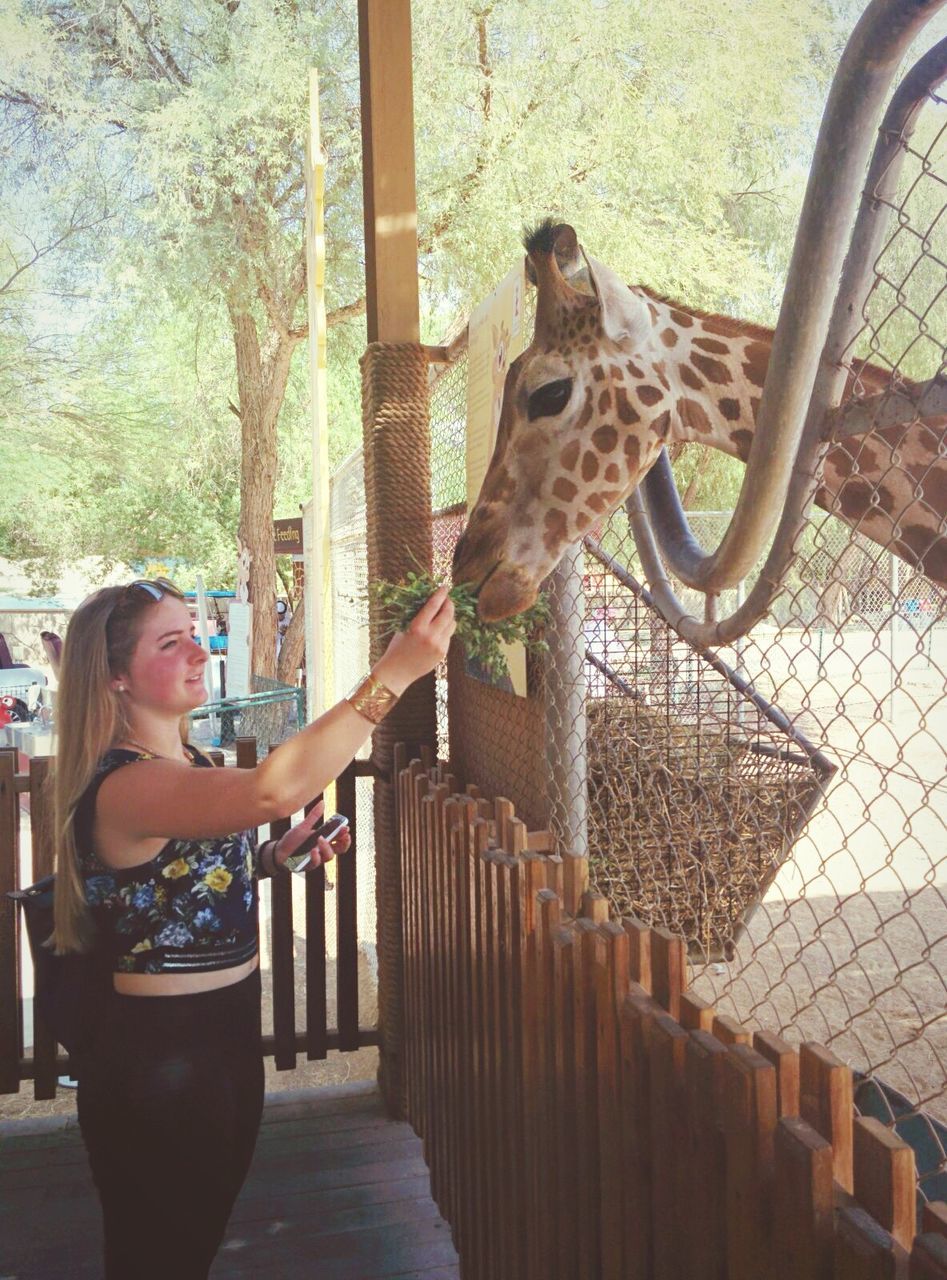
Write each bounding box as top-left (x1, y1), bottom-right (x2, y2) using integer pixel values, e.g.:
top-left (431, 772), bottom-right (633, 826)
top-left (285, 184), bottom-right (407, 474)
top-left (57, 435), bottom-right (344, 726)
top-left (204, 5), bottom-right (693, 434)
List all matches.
top-left (113, 952), bottom-right (259, 996)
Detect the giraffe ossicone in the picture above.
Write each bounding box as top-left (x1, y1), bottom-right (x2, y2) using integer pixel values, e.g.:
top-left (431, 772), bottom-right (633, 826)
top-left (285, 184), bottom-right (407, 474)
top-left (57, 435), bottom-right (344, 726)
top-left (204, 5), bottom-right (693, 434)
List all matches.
top-left (452, 219), bottom-right (947, 622)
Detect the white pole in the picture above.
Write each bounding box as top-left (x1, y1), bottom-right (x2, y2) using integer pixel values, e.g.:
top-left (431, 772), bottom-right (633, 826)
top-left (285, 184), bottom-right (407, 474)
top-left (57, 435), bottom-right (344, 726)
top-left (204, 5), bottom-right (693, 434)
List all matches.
top-left (304, 69), bottom-right (331, 722)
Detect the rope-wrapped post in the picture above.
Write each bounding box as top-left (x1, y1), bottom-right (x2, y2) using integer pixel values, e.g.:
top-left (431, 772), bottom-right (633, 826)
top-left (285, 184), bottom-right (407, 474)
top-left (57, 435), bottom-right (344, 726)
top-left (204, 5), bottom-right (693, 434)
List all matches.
top-left (361, 341), bottom-right (437, 1117)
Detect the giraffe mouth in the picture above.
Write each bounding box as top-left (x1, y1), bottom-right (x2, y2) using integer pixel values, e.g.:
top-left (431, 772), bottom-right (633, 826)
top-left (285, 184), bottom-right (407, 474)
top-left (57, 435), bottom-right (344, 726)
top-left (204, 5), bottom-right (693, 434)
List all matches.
top-left (469, 560), bottom-right (502, 598)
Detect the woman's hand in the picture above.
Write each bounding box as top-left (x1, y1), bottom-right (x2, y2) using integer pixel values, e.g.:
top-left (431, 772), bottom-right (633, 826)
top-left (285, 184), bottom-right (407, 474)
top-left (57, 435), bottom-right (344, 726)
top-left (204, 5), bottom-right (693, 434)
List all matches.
top-left (272, 802), bottom-right (352, 872)
top-left (373, 585), bottom-right (456, 695)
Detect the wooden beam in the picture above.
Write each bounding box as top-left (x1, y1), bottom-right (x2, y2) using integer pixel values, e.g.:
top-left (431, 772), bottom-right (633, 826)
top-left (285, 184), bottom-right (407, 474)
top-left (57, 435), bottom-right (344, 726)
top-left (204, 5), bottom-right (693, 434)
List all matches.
top-left (358, 0), bottom-right (421, 343)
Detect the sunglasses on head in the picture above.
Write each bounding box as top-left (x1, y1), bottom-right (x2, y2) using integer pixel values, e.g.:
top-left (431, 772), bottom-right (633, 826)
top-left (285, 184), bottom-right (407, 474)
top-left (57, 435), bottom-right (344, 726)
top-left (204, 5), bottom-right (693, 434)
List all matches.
top-left (124, 577), bottom-right (184, 602)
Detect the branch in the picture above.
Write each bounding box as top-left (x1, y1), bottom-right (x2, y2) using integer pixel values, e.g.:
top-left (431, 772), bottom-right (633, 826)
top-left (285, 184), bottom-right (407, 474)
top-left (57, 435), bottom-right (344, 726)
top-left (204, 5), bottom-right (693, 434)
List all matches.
top-left (326, 296), bottom-right (365, 327)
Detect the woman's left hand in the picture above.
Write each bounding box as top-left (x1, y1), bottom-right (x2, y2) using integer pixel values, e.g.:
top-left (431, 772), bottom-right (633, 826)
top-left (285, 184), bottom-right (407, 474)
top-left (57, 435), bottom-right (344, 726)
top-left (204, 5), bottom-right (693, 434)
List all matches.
top-left (273, 802), bottom-right (352, 871)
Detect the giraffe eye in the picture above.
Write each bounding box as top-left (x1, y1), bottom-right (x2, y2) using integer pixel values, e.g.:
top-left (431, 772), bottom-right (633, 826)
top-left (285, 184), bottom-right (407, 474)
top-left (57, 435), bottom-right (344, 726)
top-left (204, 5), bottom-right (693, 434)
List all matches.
top-left (527, 378), bottom-right (573, 421)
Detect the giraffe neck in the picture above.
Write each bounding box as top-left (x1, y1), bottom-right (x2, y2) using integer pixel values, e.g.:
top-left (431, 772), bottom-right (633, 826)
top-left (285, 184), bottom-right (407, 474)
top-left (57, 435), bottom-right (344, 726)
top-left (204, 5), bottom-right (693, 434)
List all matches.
top-left (632, 288), bottom-right (773, 463)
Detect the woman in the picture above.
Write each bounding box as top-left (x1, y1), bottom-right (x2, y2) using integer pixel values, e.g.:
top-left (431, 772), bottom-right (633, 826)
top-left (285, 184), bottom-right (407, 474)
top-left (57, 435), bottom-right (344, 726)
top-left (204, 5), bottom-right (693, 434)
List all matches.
top-left (52, 576), bottom-right (455, 1279)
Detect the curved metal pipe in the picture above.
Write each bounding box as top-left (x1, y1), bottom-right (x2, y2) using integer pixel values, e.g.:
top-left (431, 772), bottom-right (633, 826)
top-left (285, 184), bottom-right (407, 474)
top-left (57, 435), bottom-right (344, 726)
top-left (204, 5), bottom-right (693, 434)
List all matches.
top-left (631, 22), bottom-right (947, 646)
top-left (634, 0), bottom-right (947, 598)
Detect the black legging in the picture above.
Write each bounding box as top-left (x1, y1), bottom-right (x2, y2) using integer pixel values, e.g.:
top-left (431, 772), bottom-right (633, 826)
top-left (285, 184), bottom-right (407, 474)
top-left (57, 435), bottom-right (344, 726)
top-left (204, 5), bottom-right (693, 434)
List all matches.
top-left (77, 968), bottom-right (264, 1280)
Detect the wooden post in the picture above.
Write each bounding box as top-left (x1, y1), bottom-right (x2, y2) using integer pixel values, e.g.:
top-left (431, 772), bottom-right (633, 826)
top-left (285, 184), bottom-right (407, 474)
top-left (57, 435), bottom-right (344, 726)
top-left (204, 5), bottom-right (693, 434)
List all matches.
top-left (358, 0), bottom-right (421, 344)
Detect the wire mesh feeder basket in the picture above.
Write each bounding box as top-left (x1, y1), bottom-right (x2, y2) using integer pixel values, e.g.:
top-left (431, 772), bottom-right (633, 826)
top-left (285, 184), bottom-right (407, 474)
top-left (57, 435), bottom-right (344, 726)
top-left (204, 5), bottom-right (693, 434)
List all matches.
top-left (586, 692), bottom-right (832, 963)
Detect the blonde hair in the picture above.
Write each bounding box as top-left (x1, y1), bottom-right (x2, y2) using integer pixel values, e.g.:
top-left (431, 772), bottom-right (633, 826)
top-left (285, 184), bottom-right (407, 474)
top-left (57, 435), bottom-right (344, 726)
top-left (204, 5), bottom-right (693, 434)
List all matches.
top-left (51, 586), bottom-right (159, 953)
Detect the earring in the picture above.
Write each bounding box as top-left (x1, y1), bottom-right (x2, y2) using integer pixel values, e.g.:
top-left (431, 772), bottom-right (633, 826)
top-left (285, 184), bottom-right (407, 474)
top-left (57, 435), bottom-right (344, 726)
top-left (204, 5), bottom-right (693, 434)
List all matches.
top-left (116, 685), bottom-right (125, 693)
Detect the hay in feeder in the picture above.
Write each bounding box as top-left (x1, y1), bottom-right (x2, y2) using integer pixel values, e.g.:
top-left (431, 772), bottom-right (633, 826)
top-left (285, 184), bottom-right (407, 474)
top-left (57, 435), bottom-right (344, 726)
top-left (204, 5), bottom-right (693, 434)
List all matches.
top-left (586, 699), bottom-right (824, 960)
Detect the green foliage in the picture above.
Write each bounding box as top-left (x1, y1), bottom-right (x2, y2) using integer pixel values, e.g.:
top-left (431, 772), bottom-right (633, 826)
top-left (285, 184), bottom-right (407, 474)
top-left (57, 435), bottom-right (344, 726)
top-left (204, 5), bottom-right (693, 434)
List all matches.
top-left (372, 571), bottom-right (550, 680)
top-left (0, 0), bottom-right (890, 592)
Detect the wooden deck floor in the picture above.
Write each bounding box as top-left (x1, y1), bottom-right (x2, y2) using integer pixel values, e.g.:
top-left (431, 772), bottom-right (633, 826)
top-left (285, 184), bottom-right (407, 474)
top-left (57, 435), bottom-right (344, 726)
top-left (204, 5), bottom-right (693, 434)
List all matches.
top-left (0, 1081), bottom-right (460, 1279)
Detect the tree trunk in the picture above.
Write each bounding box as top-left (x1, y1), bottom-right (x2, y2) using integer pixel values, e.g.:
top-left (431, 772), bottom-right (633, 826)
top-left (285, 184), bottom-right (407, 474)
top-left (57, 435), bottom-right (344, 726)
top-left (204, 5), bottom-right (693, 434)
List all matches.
top-left (276, 605), bottom-right (306, 686)
top-left (229, 303), bottom-right (301, 682)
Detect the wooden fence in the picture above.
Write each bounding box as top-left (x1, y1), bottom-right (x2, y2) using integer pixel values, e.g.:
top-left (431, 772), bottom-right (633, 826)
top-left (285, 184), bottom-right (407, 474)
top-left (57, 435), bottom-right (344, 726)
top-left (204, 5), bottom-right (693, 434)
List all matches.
top-left (0, 740), bottom-right (378, 1100)
top-left (396, 746), bottom-right (947, 1280)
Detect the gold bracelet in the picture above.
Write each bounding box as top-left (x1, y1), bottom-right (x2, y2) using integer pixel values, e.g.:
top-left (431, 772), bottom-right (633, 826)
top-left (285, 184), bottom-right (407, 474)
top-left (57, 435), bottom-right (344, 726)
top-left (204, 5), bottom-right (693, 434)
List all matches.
top-left (346, 673), bottom-right (399, 725)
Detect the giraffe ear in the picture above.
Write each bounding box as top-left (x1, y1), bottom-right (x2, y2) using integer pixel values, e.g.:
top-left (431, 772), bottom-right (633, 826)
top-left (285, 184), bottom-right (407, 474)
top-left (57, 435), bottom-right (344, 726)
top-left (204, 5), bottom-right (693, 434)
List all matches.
top-left (582, 251), bottom-right (647, 343)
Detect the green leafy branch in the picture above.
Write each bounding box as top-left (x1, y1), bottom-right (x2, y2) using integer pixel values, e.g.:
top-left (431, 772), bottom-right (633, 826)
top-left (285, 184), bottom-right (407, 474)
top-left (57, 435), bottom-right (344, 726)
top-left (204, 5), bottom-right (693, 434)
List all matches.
top-left (371, 571), bottom-right (550, 680)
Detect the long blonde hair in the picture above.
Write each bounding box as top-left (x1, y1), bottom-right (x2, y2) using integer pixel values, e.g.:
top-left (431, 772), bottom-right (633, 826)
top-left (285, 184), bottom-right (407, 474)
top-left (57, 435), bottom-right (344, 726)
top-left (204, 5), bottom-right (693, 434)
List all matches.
top-left (51, 586), bottom-right (160, 953)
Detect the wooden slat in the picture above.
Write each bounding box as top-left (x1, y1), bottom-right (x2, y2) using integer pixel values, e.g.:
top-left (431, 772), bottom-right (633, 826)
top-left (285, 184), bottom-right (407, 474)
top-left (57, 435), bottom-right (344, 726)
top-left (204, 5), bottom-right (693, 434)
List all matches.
top-left (923, 1204), bottom-right (947, 1239)
top-left (530, 888), bottom-right (560, 1280)
top-left (269, 796), bottom-right (296, 1071)
top-left (721, 1045), bottom-right (777, 1280)
top-left (773, 1116), bottom-right (834, 1280)
top-left (28, 757), bottom-right (57, 1099)
top-left (335, 764), bottom-right (359, 1051)
top-left (305, 792), bottom-right (329, 1061)
top-left (649, 1011), bottom-right (690, 1280)
top-left (562, 849), bottom-right (587, 917)
top-left (713, 1013), bottom-right (751, 1046)
top-left (625, 918), bottom-right (652, 993)
top-left (596, 921), bottom-right (630, 1280)
top-left (834, 1205), bottom-right (899, 1280)
top-left (853, 1115), bottom-right (917, 1251)
top-left (619, 988), bottom-right (657, 1280)
top-left (680, 990), bottom-right (715, 1032)
top-left (911, 1233), bottom-right (947, 1280)
top-left (470, 817), bottom-right (491, 1279)
top-left (453, 798), bottom-right (477, 1263)
top-left (573, 919), bottom-right (602, 1271)
top-left (650, 926), bottom-right (685, 1019)
top-left (552, 923), bottom-right (579, 1277)
top-left (0, 751), bottom-right (20, 1094)
top-left (684, 1029), bottom-right (728, 1280)
top-left (754, 1030), bottom-right (800, 1118)
top-left (800, 1041), bottom-right (854, 1193)
top-left (504, 850), bottom-right (529, 1280)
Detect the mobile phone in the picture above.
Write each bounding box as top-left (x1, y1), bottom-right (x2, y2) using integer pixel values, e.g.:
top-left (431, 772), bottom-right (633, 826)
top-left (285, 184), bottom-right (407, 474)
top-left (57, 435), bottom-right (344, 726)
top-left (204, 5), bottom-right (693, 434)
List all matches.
top-left (282, 813), bottom-right (350, 875)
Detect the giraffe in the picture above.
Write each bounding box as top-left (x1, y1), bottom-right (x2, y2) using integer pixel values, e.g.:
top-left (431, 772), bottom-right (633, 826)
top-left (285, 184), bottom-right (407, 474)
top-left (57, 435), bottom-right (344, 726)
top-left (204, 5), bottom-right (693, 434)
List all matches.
top-left (452, 219), bottom-right (947, 621)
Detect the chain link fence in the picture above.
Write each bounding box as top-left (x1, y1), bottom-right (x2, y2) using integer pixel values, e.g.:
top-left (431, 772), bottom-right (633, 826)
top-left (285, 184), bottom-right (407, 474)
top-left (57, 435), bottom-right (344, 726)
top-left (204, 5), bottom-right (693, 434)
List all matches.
top-left (425, 237), bottom-right (947, 1209)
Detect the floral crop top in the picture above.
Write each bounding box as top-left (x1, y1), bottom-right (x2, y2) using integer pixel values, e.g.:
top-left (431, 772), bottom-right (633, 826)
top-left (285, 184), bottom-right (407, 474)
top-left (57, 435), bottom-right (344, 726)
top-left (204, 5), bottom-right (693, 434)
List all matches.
top-left (75, 747), bottom-right (264, 975)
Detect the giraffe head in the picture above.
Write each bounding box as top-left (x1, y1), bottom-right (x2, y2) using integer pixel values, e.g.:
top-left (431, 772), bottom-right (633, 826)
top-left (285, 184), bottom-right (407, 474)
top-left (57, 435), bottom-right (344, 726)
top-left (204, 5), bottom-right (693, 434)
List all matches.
top-left (453, 220), bottom-right (668, 620)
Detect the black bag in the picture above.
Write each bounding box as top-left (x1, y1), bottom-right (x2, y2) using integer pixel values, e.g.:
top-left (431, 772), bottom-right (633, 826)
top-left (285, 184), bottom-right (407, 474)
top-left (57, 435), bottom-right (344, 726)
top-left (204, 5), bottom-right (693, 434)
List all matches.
top-left (8, 875), bottom-right (111, 1060)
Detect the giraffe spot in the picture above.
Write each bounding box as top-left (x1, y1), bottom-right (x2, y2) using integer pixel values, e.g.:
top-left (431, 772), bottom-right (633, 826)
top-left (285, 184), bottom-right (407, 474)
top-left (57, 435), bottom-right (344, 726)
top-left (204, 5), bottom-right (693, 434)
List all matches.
top-left (680, 365), bottom-right (703, 392)
top-left (615, 388), bottom-right (641, 425)
top-left (750, 397), bottom-right (761, 417)
top-left (560, 440), bottom-right (581, 472)
top-left (652, 360), bottom-right (670, 390)
top-left (592, 424), bottom-right (618, 453)
top-left (576, 511), bottom-right (592, 531)
top-left (910, 461), bottom-right (947, 515)
top-left (814, 485), bottom-right (832, 510)
top-left (587, 493), bottom-right (607, 513)
top-left (647, 304), bottom-right (659, 324)
top-left (592, 364), bottom-right (605, 381)
top-left (836, 476), bottom-right (877, 521)
top-left (626, 360), bottom-right (645, 379)
top-left (702, 315), bottom-right (738, 336)
top-left (604, 463), bottom-right (620, 483)
top-left (625, 435), bottom-right (642, 466)
top-left (718, 398), bottom-right (741, 421)
top-left (896, 526), bottom-right (947, 582)
top-left (670, 309), bottom-right (694, 328)
top-left (577, 387), bottom-right (595, 428)
top-left (552, 476), bottom-right (578, 503)
top-left (652, 410), bottom-right (671, 440)
top-left (660, 328), bottom-right (678, 348)
top-left (638, 385), bottom-right (664, 407)
top-left (676, 397), bottom-right (713, 435)
top-left (692, 353), bottom-right (733, 386)
top-left (730, 429), bottom-right (753, 460)
top-left (694, 337), bottom-right (730, 355)
top-left (598, 388), bottom-right (612, 414)
top-left (543, 508), bottom-right (569, 553)
top-left (742, 341), bottom-right (770, 388)
top-left (582, 450), bottom-right (599, 482)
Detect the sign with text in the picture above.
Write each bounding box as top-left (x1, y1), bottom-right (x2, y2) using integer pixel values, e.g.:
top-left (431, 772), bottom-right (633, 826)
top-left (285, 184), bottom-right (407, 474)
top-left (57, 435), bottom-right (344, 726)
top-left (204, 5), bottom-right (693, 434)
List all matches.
top-left (274, 518), bottom-right (304, 556)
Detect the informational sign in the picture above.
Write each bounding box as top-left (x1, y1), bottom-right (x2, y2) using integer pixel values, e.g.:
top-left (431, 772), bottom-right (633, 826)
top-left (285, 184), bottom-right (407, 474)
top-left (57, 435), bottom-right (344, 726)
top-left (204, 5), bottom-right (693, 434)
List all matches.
top-left (226, 602), bottom-right (253, 698)
top-left (273, 517), bottom-right (304, 557)
top-left (465, 263), bottom-right (528, 696)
